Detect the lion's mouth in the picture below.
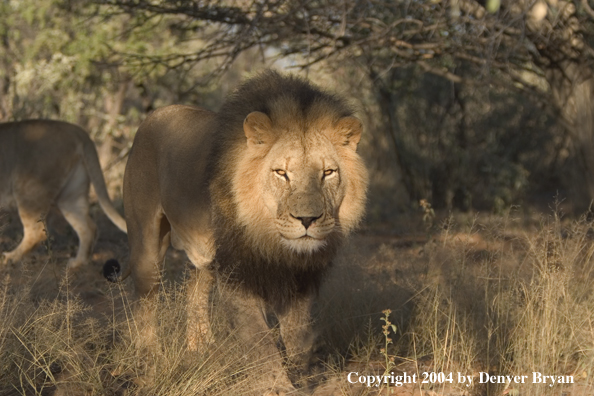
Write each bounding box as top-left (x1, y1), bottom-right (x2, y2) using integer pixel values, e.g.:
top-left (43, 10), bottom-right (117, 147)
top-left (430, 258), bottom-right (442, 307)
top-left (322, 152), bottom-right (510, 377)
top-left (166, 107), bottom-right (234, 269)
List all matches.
top-left (279, 233), bottom-right (327, 253)
top-left (282, 234), bottom-right (323, 241)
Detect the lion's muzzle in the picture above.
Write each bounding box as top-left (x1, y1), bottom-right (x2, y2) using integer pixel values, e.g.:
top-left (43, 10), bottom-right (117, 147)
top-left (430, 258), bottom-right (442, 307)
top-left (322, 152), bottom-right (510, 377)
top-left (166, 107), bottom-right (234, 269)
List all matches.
top-left (287, 190), bottom-right (324, 226)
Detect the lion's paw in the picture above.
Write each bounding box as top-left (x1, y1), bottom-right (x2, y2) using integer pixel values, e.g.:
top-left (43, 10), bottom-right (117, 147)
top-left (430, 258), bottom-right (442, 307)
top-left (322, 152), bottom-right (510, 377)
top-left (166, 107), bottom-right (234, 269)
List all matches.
top-left (1, 251), bottom-right (20, 265)
top-left (66, 258), bottom-right (84, 271)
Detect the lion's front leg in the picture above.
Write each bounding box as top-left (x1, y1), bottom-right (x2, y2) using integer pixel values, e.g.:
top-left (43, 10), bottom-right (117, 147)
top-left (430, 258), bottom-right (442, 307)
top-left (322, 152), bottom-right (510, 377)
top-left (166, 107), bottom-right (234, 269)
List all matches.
top-left (277, 295), bottom-right (316, 388)
top-left (219, 286), bottom-right (298, 395)
top-left (186, 266), bottom-right (214, 351)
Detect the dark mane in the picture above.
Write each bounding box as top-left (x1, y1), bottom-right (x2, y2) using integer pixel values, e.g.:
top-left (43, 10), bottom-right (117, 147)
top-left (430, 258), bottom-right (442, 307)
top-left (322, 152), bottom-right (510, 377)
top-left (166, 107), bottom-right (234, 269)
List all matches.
top-left (217, 70), bottom-right (353, 133)
top-left (211, 224), bottom-right (340, 308)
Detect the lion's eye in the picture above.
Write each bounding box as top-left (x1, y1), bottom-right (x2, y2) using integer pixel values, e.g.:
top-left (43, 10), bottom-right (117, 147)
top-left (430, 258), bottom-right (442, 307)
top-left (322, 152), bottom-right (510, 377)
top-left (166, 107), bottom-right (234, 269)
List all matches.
top-left (274, 169), bottom-right (289, 180)
top-left (323, 169), bottom-right (336, 178)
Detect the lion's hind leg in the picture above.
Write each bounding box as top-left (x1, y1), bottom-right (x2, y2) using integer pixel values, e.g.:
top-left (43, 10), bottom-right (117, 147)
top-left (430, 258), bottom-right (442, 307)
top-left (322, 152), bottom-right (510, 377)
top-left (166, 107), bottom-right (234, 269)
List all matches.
top-left (110, 210), bottom-right (171, 390)
top-left (128, 212), bottom-right (171, 297)
top-left (2, 180), bottom-right (55, 264)
top-left (56, 163), bottom-right (96, 270)
top-left (2, 206), bottom-right (47, 264)
top-left (126, 210), bottom-right (171, 351)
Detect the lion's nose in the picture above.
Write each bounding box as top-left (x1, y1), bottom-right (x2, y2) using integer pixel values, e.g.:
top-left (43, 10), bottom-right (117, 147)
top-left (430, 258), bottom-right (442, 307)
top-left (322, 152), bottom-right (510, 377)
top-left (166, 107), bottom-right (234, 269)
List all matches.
top-left (292, 214), bottom-right (322, 229)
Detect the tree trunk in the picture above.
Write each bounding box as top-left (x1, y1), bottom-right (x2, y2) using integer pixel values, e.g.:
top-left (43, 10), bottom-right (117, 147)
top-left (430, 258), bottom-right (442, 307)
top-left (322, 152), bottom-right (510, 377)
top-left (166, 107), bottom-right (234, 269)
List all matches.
top-left (547, 60), bottom-right (594, 207)
top-left (99, 78), bottom-right (129, 167)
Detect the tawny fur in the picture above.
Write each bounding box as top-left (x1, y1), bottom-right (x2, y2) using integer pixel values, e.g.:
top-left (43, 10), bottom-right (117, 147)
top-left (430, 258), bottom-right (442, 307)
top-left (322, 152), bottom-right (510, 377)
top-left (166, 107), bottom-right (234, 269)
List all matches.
top-left (120, 70), bottom-right (368, 394)
top-left (0, 120), bottom-right (127, 269)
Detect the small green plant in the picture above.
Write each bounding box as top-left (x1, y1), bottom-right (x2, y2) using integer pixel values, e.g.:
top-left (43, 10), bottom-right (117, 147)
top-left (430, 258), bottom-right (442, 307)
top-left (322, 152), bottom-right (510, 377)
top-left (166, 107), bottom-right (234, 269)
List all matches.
top-left (380, 309), bottom-right (397, 393)
top-left (419, 199), bottom-right (435, 230)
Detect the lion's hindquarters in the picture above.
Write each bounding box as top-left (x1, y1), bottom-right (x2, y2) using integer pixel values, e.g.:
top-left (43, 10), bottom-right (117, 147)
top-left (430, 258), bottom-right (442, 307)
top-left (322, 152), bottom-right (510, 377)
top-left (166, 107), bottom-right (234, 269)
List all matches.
top-left (120, 107), bottom-right (218, 372)
top-left (2, 127), bottom-right (79, 263)
top-left (123, 105), bottom-right (216, 298)
top-left (2, 121), bottom-right (127, 267)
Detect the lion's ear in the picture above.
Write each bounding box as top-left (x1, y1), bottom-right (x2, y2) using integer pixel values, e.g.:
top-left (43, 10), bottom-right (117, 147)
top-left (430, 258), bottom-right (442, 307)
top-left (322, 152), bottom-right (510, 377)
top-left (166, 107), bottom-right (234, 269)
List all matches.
top-left (331, 116), bottom-right (362, 150)
top-left (244, 111), bottom-right (273, 146)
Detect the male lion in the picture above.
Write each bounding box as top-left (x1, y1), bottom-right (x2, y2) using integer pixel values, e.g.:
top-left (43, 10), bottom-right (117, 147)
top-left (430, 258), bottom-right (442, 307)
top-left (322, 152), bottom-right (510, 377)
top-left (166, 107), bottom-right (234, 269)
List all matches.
top-left (0, 120), bottom-right (127, 269)
top-left (109, 70), bottom-right (368, 394)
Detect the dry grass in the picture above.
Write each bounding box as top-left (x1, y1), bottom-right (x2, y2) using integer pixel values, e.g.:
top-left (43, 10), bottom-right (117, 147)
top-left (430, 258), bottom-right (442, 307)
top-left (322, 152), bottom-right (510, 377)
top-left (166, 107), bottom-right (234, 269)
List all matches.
top-left (1, 207), bottom-right (594, 395)
top-left (0, 271), bottom-right (294, 396)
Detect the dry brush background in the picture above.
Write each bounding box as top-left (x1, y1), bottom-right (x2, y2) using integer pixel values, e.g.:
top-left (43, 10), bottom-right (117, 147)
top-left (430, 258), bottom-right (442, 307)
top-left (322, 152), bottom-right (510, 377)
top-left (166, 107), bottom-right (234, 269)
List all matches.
top-left (3, 0), bottom-right (594, 395)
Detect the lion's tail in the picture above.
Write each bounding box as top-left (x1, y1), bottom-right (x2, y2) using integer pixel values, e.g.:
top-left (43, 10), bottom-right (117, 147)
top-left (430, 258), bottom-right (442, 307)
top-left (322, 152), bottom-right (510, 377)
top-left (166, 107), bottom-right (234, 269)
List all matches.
top-left (103, 259), bottom-right (131, 282)
top-left (79, 132), bottom-right (127, 233)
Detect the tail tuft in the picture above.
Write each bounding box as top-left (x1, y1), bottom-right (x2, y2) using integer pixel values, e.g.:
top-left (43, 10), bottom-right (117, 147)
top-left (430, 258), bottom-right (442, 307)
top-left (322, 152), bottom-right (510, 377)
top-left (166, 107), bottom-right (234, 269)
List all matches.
top-left (103, 259), bottom-right (121, 283)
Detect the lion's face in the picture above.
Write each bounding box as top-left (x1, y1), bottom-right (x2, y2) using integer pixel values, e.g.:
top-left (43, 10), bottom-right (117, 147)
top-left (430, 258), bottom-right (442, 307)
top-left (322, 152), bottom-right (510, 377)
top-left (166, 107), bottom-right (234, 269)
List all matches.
top-left (262, 133), bottom-right (344, 253)
top-left (232, 106), bottom-right (368, 256)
